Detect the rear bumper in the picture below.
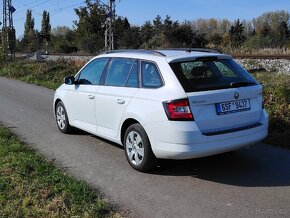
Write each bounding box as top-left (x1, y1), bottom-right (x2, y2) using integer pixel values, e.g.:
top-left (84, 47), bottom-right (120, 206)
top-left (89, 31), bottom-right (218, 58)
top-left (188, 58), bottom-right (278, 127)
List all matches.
top-left (145, 110), bottom-right (268, 159)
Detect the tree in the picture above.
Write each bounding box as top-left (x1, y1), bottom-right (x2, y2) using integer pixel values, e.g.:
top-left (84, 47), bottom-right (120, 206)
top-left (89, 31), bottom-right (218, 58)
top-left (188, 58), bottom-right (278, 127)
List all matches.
top-left (50, 26), bottom-right (77, 53)
top-left (74, 0), bottom-right (107, 53)
top-left (229, 19), bottom-right (246, 48)
top-left (24, 10), bottom-right (34, 38)
top-left (40, 10), bottom-right (51, 42)
top-left (277, 21), bottom-right (289, 47)
top-left (140, 21), bottom-right (154, 48)
top-left (114, 17), bottom-right (134, 49)
top-left (21, 9), bottom-right (40, 52)
top-left (153, 15), bottom-right (162, 36)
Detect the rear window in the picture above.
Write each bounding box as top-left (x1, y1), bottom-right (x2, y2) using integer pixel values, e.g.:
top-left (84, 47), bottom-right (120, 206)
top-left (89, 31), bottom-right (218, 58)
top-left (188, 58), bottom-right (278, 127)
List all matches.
top-left (170, 59), bottom-right (258, 92)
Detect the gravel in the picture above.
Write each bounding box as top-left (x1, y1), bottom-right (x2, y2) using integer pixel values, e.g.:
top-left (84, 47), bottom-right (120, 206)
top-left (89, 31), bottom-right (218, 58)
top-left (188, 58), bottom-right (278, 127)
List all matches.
top-left (24, 52), bottom-right (290, 74)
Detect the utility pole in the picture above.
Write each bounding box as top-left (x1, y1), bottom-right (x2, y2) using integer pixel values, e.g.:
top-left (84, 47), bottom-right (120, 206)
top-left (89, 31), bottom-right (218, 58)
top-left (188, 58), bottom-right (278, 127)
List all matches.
top-left (104, 0), bottom-right (115, 51)
top-left (2, 0), bottom-right (16, 60)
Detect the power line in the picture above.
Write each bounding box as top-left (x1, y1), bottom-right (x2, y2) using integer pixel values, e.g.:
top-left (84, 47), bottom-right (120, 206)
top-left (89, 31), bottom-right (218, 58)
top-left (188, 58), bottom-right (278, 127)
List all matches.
top-left (14, 0), bottom-right (85, 22)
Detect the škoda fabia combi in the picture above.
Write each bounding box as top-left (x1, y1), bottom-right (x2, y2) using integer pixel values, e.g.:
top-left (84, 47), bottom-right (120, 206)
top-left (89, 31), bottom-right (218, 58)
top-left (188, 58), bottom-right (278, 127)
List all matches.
top-left (53, 49), bottom-right (268, 171)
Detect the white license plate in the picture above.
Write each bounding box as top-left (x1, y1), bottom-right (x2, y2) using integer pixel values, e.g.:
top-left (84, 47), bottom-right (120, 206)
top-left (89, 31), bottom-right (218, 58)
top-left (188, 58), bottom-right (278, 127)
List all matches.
top-left (215, 99), bottom-right (251, 115)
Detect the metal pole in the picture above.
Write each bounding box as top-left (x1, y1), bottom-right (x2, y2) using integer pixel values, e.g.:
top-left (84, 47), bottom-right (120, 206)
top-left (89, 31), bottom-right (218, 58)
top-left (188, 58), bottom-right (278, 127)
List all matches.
top-left (105, 0), bottom-right (115, 51)
top-left (1, 0), bottom-right (15, 60)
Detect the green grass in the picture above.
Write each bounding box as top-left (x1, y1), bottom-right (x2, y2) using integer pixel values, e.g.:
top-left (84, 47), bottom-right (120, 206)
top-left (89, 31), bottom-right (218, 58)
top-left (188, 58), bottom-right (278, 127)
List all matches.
top-left (0, 126), bottom-right (119, 217)
top-left (251, 72), bottom-right (290, 148)
top-left (0, 60), bottom-right (81, 90)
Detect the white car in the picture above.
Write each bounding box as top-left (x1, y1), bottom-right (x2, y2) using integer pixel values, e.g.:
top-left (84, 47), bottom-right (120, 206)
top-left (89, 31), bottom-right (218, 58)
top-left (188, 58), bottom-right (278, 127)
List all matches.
top-left (53, 49), bottom-right (268, 171)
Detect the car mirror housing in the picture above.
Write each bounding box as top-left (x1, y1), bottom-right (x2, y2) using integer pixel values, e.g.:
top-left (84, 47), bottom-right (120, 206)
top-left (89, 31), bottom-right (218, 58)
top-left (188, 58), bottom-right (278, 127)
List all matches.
top-left (64, 76), bottom-right (75, 85)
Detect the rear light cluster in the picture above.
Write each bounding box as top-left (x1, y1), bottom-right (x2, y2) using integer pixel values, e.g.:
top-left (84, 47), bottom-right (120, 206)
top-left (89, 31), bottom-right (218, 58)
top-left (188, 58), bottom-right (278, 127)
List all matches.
top-left (163, 99), bottom-right (194, 121)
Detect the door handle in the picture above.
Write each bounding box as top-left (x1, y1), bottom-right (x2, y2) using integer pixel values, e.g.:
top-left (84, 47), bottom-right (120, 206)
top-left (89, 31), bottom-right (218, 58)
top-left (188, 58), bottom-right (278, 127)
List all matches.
top-left (88, 95), bottom-right (95, 100)
top-left (117, 99), bottom-right (125, 104)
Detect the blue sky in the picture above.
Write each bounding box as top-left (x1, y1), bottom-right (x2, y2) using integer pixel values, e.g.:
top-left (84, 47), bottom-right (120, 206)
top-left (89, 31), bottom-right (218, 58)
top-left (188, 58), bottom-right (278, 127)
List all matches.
top-left (8, 0), bottom-right (290, 38)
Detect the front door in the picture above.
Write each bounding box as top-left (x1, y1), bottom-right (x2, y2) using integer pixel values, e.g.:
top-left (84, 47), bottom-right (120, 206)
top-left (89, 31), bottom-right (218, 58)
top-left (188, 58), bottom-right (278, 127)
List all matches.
top-left (66, 58), bottom-right (109, 133)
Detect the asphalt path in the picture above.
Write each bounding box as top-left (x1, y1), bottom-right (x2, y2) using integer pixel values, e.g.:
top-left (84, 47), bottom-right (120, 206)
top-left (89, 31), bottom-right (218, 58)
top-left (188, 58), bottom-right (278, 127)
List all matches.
top-left (0, 76), bottom-right (290, 218)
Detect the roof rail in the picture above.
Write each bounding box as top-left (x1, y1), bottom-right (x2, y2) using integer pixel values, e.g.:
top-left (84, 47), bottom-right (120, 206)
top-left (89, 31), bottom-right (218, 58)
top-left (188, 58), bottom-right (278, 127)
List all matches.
top-left (158, 48), bottom-right (220, 54)
top-left (105, 49), bottom-right (166, 57)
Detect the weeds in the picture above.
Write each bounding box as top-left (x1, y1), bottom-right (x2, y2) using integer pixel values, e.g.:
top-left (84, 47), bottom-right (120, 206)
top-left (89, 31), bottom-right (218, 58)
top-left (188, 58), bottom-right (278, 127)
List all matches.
top-left (0, 60), bottom-right (81, 89)
top-left (252, 72), bottom-right (290, 148)
top-left (0, 127), bottom-right (118, 217)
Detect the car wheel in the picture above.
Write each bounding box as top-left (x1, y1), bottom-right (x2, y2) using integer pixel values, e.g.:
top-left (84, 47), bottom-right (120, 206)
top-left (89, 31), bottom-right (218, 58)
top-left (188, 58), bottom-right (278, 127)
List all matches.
top-left (124, 123), bottom-right (157, 172)
top-left (55, 101), bottom-right (72, 134)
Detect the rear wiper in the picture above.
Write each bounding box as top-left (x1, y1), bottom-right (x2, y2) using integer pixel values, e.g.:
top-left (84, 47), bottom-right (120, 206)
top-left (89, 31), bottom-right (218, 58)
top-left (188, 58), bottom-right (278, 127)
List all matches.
top-left (230, 81), bottom-right (256, 88)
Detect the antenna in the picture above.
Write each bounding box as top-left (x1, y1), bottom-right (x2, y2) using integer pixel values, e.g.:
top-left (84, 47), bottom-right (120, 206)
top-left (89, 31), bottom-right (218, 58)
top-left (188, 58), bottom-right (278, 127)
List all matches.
top-left (2, 0), bottom-right (16, 60)
top-left (104, 0), bottom-right (116, 51)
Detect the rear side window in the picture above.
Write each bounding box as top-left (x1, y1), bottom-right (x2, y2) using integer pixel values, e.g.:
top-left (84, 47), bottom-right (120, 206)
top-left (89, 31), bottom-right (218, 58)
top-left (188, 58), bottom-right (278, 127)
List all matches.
top-left (141, 61), bottom-right (163, 88)
top-left (78, 58), bottom-right (109, 85)
top-left (170, 59), bottom-right (257, 92)
top-left (105, 58), bottom-right (136, 87)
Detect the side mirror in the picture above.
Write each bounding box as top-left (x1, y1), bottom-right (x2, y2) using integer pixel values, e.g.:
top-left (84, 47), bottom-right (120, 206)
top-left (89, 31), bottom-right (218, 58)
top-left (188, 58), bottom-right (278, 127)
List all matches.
top-left (64, 76), bottom-right (75, 85)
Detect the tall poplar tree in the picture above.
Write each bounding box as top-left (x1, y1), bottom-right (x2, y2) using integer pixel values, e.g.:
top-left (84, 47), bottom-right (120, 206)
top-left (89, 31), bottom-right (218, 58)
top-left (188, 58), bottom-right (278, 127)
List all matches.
top-left (41, 10), bottom-right (51, 42)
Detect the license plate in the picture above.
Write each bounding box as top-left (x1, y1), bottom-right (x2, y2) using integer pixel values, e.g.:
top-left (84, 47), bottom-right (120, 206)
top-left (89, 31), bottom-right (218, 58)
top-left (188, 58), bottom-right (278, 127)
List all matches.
top-left (215, 99), bottom-right (251, 115)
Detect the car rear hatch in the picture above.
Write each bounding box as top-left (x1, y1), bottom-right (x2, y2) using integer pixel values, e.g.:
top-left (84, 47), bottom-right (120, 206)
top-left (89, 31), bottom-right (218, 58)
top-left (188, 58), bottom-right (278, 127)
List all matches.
top-left (169, 57), bottom-right (263, 134)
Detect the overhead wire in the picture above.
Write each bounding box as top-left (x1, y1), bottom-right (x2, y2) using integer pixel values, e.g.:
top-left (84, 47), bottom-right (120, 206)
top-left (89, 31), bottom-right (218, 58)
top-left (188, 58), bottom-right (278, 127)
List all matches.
top-left (14, 0), bottom-right (86, 23)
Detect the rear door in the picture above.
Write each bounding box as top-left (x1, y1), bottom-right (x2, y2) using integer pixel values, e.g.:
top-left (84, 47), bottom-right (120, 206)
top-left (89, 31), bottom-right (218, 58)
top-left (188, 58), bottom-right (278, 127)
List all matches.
top-left (95, 58), bottom-right (139, 138)
top-left (170, 59), bottom-right (263, 133)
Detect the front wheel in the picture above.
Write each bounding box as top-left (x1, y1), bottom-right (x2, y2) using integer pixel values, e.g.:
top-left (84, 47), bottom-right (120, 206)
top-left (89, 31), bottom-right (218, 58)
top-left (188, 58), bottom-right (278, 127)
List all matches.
top-left (124, 124), bottom-right (157, 172)
top-left (55, 101), bottom-right (73, 134)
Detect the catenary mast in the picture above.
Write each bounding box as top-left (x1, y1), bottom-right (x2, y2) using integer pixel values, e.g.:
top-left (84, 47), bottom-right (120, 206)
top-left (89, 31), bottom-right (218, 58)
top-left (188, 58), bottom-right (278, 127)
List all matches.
top-left (2, 0), bottom-right (16, 60)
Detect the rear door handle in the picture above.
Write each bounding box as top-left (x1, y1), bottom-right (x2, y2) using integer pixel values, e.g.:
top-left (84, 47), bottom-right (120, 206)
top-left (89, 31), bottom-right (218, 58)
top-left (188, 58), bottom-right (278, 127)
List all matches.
top-left (88, 95), bottom-right (95, 100)
top-left (117, 99), bottom-right (125, 104)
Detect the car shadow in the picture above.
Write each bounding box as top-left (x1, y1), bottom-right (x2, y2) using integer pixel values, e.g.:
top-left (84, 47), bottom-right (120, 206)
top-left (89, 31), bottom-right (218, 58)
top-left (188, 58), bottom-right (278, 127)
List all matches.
top-left (150, 144), bottom-right (290, 187)
top-left (71, 129), bottom-right (290, 188)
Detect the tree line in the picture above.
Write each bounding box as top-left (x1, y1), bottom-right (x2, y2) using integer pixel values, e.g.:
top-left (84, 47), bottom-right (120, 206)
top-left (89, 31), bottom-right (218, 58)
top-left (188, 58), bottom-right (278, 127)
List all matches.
top-left (17, 0), bottom-right (290, 54)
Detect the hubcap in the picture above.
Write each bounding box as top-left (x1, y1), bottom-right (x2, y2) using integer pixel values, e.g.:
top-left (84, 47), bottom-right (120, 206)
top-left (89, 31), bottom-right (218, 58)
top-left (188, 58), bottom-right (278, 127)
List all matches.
top-left (56, 105), bottom-right (66, 130)
top-left (126, 131), bottom-right (144, 166)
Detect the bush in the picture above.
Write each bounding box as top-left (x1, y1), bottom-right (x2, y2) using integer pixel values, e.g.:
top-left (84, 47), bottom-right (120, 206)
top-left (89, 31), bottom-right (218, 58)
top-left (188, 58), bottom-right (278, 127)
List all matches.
top-left (252, 72), bottom-right (290, 148)
top-left (0, 60), bottom-right (82, 89)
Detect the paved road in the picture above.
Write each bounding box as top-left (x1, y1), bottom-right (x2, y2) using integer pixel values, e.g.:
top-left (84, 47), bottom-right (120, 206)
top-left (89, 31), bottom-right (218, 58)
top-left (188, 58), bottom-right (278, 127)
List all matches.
top-left (1, 76), bottom-right (290, 218)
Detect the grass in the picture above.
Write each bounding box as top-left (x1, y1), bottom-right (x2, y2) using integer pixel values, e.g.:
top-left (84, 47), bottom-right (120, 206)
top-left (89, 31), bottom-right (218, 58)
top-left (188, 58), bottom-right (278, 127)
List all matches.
top-left (0, 59), bottom-right (84, 90)
top-left (251, 72), bottom-right (290, 148)
top-left (0, 126), bottom-right (119, 217)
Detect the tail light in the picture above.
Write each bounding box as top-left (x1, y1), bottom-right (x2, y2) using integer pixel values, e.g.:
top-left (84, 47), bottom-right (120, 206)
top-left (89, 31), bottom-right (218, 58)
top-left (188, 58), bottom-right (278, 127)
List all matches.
top-left (163, 99), bottom-right (194, 121)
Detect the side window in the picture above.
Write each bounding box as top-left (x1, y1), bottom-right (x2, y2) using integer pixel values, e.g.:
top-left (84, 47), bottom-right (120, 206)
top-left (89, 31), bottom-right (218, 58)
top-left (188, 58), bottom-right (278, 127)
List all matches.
top-left (78, 58), bottom-right (109, 85)
top-left (105, 58), bottom-right (135, 87)
top-left (126, 61), bottom-right (138, 88)
top-left (141, 61), bottom-right (162, 88)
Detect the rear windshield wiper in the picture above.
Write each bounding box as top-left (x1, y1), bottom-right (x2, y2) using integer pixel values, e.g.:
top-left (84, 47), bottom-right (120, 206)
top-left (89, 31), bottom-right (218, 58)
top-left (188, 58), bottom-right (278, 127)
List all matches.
top-left (230, 81), bottom-right (256, 88)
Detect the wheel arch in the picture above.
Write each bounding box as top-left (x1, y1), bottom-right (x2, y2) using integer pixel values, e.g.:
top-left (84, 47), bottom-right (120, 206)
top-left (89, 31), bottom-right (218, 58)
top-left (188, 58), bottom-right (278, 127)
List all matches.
top-left (120, 118), bottom-right (140, 145)
top-left (54, 98), bottom-right (72, 125)
top-left (54, 98), bottom-right (62, 113)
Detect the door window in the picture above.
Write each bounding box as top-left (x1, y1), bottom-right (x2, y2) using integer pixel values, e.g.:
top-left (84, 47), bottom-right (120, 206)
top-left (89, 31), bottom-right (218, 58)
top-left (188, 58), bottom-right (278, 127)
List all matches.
top-left (77, 58), bottom-right (109, 85)
top-left (105, 58), bottom-right (136, 87)
top-left (126, 61), bottom-right (138, 88)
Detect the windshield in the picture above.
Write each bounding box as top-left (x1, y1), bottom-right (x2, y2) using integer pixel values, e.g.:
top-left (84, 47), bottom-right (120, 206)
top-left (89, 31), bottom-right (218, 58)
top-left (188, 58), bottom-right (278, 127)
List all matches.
top-left (169, 59), bottom-right (258, 92)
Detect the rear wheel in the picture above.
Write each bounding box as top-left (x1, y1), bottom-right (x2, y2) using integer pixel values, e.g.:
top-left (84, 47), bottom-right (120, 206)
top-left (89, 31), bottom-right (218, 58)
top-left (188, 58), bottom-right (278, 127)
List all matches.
top-left (55, 101), bottom-right (72, 134)
top-left (124, 124), bottom-right (157, 172)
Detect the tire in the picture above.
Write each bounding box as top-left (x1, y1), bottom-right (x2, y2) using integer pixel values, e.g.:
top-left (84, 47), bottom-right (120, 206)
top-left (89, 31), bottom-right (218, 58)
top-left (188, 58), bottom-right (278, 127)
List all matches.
top-left (55, 101), bottom-right (73, 134)
top-left (124, 123), bottom-right (157, 172)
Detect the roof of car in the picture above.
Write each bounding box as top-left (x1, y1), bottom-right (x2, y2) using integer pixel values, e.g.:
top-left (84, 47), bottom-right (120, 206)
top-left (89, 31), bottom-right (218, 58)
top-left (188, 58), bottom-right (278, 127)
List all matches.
top-left (102, 49), bottom-right (232, 63)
